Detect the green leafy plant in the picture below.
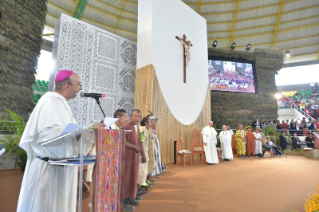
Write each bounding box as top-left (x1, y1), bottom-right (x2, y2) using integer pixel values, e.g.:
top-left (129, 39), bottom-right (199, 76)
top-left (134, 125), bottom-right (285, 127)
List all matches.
top-left (0, 109), bottom-right (27, 170)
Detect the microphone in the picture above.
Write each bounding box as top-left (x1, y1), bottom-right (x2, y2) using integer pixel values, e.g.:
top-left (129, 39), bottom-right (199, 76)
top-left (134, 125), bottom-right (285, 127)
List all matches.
top-left (80, 92), bottom-right (105, 98)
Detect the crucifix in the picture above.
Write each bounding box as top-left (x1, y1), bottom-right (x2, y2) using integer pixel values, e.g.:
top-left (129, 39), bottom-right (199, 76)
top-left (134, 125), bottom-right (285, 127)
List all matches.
top-left (176, 34), bottom-right (192, 83)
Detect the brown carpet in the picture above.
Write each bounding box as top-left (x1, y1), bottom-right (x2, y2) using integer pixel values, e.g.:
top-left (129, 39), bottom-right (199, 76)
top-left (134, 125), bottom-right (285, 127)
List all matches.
top-left (1, 155), bottom-right (318, 212)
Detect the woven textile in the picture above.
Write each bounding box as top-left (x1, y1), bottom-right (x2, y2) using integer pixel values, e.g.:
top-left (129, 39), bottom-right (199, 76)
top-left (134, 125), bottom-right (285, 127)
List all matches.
top-left (95, 129), bottom-right (124, 212)
top-left (148, 129), bottom-right (155, 174)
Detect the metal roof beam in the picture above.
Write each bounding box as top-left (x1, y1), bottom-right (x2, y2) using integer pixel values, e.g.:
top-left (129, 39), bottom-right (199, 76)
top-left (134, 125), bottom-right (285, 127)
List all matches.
top-left (114, 0), bottom-right (127, 35)
top-left (217, 34), bottom-right (319, 48)
top-left (95, 0), bottom-right (137, 16)
top-left (72, 0), bottom-right (90, 19)
top-left (289, 53), bottom-right (317, 58)
top-left (201, 0), bottom-right (298, 16)
top-left (187, 1), bottom-right (238, 6)
top-left (81, 17), bottom-right (137, 35)
top-left (47, 2), bottom-right (71, 14)
top-left (230, 0), bottom-right (240, 46)
top-left (86, 4), bottom-right (137, 23)
top-left (280, 43), bottom-right (319, 51)
top-left (206, 4), bottom-right (319, 25)
top-left (208, 22), bottom-right (319, 40)
top-left (196, 0), bottom-right (202, 13)
top-left (271, 0), bottom-right (285, 48)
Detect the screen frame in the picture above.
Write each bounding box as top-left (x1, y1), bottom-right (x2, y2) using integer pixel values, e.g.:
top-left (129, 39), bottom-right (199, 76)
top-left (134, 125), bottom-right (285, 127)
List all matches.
top-left (208, 56), bottom-right (258, 94)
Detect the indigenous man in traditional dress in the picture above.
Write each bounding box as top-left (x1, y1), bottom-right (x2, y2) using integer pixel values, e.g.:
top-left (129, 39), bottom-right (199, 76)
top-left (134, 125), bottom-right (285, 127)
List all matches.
top-left (201, 121), bottom-right (219, 165)
top-left (235, 124), bottom-right (246, 158)
top-left (254, 127), bottom-right (263, 157)
top-left (245, 126), bottom-right (255, 157)
top-left (17, 70), bottom-right (106, 212)
top-left (149, 115), bottom-right (167, 177)
top-left (111, 109), bottom-right (128, 129)
top-left (219, 125), bottom-right (233, 161)
top-left (123, 109), bottom-right (144, 211)
top-left (138, 117), bottom-right (152, 190)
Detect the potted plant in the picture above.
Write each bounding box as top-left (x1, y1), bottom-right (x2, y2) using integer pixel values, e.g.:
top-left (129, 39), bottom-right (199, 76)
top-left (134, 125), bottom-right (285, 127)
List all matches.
top-left (0, 109), bottom-right (27, 170)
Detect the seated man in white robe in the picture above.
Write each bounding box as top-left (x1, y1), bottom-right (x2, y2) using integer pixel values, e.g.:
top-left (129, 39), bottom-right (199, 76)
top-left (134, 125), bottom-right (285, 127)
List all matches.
top-left (219, 125), bottom-right (233, 161)
top-left (201, 121), bottom-right (219, 165)
top-left (17, 70), bottom-right (105, 212)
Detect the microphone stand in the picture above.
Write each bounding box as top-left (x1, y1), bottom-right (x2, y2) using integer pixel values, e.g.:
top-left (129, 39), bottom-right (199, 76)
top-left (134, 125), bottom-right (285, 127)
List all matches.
top-left (93, 97), bottom-right (106, 117)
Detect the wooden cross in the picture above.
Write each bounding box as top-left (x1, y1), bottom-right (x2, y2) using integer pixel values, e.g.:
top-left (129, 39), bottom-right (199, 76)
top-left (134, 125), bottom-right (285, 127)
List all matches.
top-left (176, 34), bottom-right (193, 83)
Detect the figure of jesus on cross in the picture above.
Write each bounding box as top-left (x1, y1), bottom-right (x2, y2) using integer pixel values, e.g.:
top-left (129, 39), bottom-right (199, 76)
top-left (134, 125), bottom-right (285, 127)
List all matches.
top-left (176, 34), bottom-right (192, 83)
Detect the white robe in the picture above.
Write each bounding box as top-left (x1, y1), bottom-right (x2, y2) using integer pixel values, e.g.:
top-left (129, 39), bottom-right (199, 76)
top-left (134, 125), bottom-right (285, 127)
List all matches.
top-left (254, 132), bottom-right (263, 154)
top-left (17, 92), bottom-right (78, 212)
top-left (138, 126), bottom-right (149, 186)
top-left (219, 130), bottom-right (233, 160)
top-left (201, 126), bottom-right (219, 164)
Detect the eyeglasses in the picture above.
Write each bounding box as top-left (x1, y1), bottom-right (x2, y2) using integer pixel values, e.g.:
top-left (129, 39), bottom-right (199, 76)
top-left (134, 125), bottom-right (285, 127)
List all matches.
top-left (68, 82), bottom-right (83, 87)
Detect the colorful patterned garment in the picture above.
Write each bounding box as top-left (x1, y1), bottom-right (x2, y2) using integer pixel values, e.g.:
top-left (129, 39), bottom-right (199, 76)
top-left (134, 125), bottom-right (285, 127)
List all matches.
top-left (95, 129), bottom-right (124, 212)
top-left (148, 129), bottom-right (155, 174)
top-left (236, 130), bottom-right (246, 155)
top-left (150, 130), bottom-right (164, 176)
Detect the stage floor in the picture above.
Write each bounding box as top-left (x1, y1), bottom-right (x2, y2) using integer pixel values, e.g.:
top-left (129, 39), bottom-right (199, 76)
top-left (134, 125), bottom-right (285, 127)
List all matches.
top-left (1, 155), bottom-right (318, 212)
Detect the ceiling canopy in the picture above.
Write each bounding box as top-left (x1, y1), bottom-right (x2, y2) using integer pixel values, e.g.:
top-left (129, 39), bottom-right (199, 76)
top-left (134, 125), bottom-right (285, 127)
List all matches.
top-left (43, 0), bottom-right (319, 63)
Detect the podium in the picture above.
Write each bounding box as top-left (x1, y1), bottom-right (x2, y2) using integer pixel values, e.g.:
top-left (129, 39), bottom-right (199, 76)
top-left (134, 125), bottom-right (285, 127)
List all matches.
top-left (40, 128), bottom-right (126, 212)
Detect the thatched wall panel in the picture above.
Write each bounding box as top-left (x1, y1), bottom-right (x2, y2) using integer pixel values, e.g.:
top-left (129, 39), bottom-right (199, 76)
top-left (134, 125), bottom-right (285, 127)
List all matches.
top-left (209, 48), bottom-right (284, 128)
top-left (0, 0), bottom-right (47, 119)
top-left (135, 65), bottom-right (211, 164)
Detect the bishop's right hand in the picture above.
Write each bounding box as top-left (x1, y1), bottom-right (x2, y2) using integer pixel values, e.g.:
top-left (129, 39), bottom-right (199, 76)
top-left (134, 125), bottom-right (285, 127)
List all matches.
top-left (92, 123), bottom-right (106, 129)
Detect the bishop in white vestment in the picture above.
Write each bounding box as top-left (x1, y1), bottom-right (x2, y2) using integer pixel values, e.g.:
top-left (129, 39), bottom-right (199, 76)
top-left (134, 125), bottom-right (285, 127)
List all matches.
top-left (219, 125), bottom-right (233, 161)
top-left (201, 121), bottom-right (219, 164)
top-left (17, 71), bottom-right (105, 212)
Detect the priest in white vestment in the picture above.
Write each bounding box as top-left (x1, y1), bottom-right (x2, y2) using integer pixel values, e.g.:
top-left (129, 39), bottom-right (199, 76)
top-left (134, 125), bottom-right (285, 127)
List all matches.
top-left (201, 121), bottom-right (219, 165)
top-left (254, 127), bottom-right (263, 157)
top-left (17, 71), bottom-right (105, 212)
top-left (219, 125), bottom-right (233, 161)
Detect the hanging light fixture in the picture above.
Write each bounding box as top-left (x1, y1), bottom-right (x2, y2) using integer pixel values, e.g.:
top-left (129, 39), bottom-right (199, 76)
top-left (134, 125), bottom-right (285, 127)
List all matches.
top-left (246, 44), bottom-right (251, 51)
top-left (285, 50), bottom-right (290, 58)
top-left (212, 40), bottom-right (218, 48)
top-left (230, 42), bottom-right (236, 50)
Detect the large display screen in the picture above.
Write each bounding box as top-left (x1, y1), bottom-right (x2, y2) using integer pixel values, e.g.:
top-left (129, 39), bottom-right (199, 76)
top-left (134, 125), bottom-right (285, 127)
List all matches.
top-left (208, 60), bottom-right (256, 93)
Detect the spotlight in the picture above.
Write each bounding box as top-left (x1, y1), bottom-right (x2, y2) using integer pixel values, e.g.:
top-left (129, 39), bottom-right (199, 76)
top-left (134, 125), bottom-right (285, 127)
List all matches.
top-left (285, 50), bottom-right (290, 58)
top-left (230, 42), bottom-right (236, 50)
top-left (212, 40), bottom-right (218, 48)
top-left (274, 93), bottom-right (282, 99)
top-left (246, 44), bottom-right (251, 51)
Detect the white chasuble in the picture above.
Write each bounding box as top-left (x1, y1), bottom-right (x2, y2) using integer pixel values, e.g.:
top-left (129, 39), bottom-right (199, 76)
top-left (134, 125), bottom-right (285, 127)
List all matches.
top-left (201, 126), bottom-right (219, 164)
top-left (254, 132), bottom-right (263, 155)
top-left (17, 92), bottom-right (79, 212)
top-left (219, 130), bottom-right (233, 160)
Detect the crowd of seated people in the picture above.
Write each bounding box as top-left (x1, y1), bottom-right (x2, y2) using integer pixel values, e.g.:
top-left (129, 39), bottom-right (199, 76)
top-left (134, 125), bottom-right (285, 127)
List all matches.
top-left (278, 90), bottom-right (319, 119)
top-left (251, 118), bottom-right (319, 135)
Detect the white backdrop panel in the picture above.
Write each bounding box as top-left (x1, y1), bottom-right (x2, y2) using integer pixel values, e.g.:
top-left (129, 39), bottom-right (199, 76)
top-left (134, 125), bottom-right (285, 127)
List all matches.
top-left (49, 14), bottom-right (136, 126)
top-left (137, 0), bottom-right (208, 125)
